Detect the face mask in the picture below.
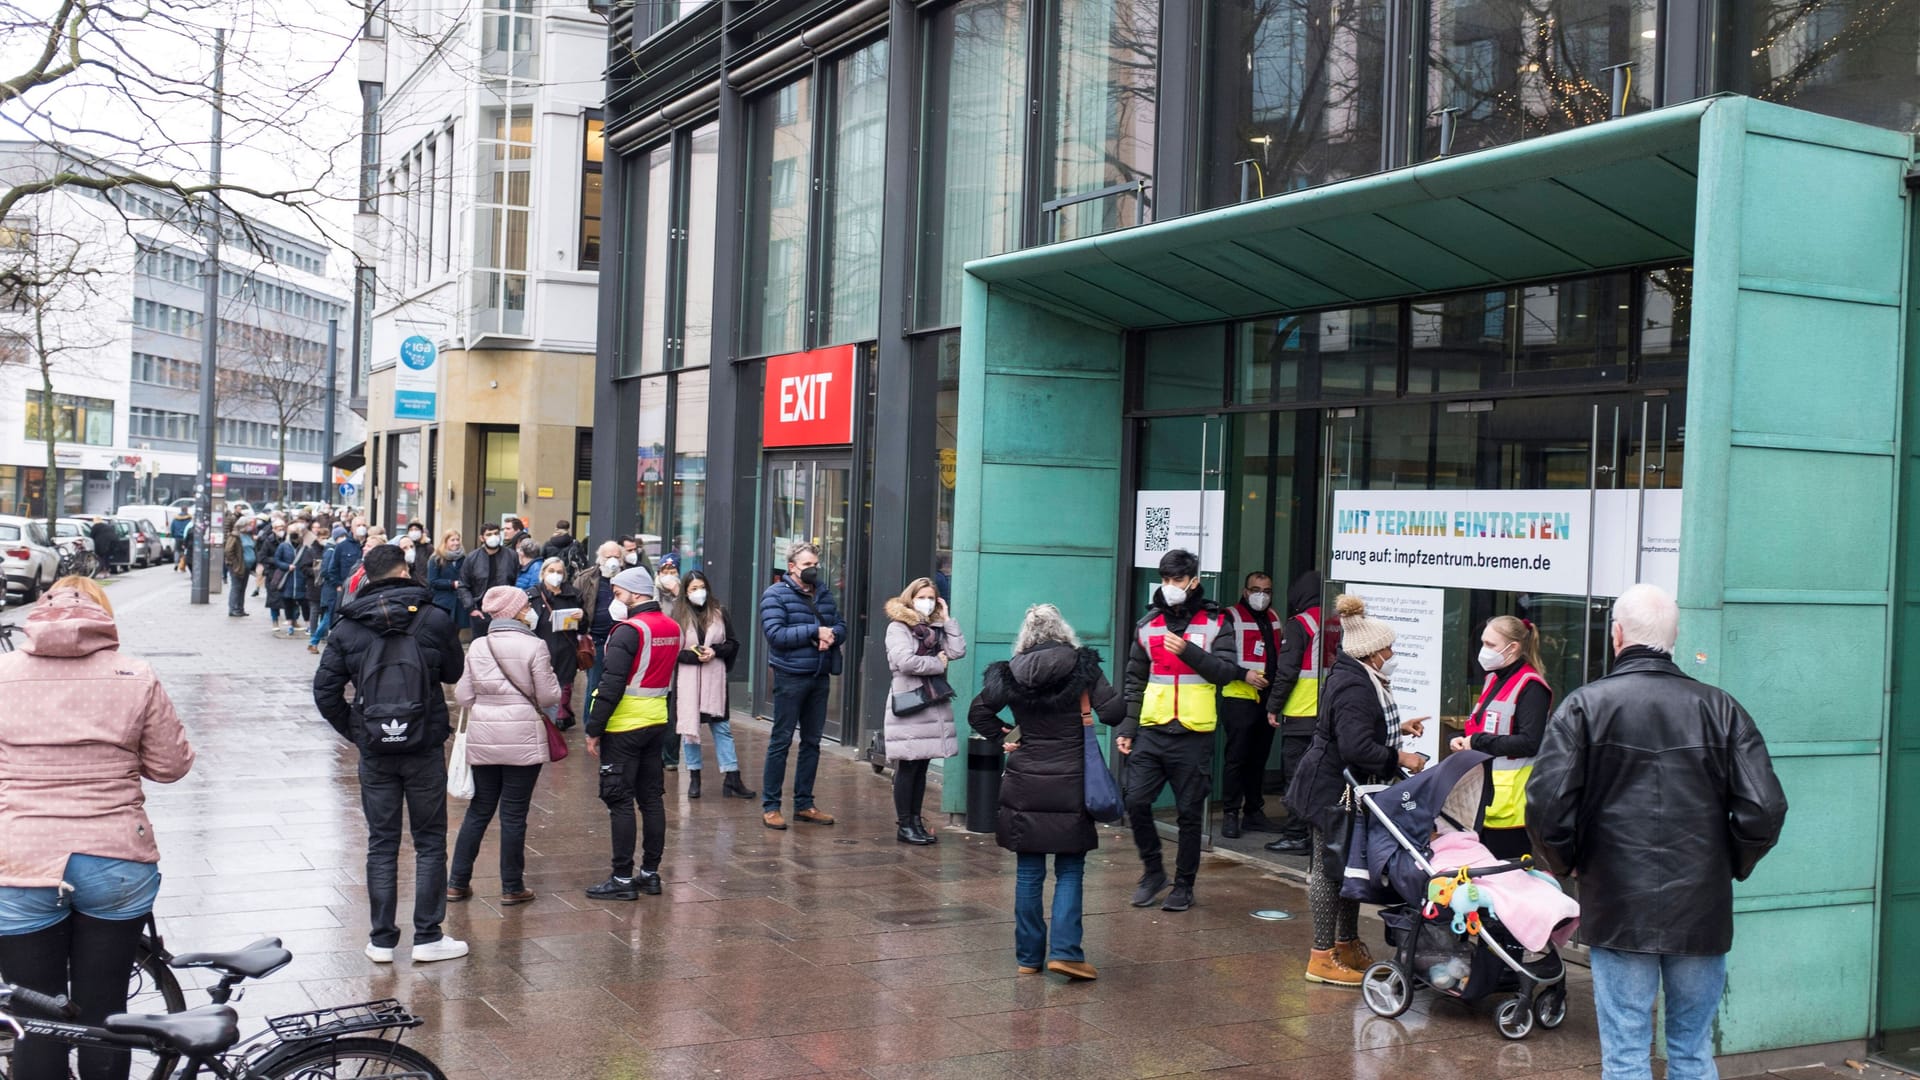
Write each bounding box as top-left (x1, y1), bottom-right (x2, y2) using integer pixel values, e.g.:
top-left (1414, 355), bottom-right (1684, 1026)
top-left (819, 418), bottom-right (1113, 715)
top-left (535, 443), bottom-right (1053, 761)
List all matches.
top-left (1246, 591), bottom-right (1271, 612)
top-left (1160, 583), bottom-right (1188, 607)
top-left (544, 572), bottom-right (564, 589)
top-left (354, 526), bottom-right (368, 539)
top-left (1376, 655), bottom-right (1399, 679)
top-left (798, 566), bottom-right (819, 586)
top-left (601, 558), bottom-right (620, 577)
top-left (624, 551), bottom-right (639, 565)
top-left (608, 598), bottom-right (629, 622)
top-left (484, 535), bottom-right (501, 549)
top-left (274, 530), bottom-right (286, 538)
top-left (1477, 645), bottom-right (1510, 672)
top-left (403, 548), bottom-right (415, 564)
top-left (657, 574), bottom-right (679, 593)
top-left (408, 531), bottom-right (422, 542)
top-left (521, 611), bottom-right (537, 629)
top-left (688, 588), bottom-right (708, 606)
top-left (914, 597), bottom-right (937, 618)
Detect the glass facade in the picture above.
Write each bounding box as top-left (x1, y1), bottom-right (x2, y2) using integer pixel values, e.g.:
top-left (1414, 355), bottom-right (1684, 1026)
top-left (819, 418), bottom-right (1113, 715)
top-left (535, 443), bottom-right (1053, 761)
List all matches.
top-left (636, 377), bottom-right (668, 549)
top-left (742, 75), bottom-right (815, 358)
top-left (1045, 0), bottom-right (1160, 240)
top-left (673, 369), bottom-right (708, 569)
top-left (24, 392), bottom-right (114, 446)
top-left (472, 104), bottom-right (533, 336)
top-left (580, 115), bottom-right (604, 270)
top-left (822, 41), bottom-right (890, 346)
top-left (682, 122), bottom-right (720, 369)
top-left (1724, 0), bottom-right (1920, 132)
top-left (621, 143), bottom-right (673, 377)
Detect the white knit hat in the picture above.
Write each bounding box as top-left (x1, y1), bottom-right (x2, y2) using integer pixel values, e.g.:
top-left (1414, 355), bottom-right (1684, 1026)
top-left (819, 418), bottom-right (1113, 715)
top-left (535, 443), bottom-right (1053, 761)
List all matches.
top-left (1336, 594), bottom-right (1396, 658)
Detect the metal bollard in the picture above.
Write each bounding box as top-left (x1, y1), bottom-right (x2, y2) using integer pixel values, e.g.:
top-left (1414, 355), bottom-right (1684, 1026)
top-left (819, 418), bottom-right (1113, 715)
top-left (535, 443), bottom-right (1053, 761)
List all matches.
top-left (964, 736), bottom-right (1003, 834)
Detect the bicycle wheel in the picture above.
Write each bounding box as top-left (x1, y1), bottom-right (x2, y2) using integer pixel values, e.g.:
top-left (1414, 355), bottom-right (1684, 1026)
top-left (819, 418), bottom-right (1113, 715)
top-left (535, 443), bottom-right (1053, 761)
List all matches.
top-left (126, 939), bottom-right (186, 1080)
top-left (250, 1036), bottom-right (447, 1080)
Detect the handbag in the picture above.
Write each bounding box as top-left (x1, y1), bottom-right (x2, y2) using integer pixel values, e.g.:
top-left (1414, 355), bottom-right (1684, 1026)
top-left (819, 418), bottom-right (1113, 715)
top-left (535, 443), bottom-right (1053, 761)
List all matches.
top-left (446, 708), bottom-right (475, 800)
top-left (1323, 787), bottom-right (1361, 864)
top-left (1081, 696), bottom-right (1123, 823)
top-left (575, 633), bottom-right (596, 670)
top-left (890, 673), bottom-right (955, 717)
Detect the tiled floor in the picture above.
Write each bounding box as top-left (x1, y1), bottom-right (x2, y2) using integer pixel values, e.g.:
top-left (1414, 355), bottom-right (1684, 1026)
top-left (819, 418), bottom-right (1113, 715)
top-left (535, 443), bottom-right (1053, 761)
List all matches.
top-left (84, 568), bottom-right (1877, 1079)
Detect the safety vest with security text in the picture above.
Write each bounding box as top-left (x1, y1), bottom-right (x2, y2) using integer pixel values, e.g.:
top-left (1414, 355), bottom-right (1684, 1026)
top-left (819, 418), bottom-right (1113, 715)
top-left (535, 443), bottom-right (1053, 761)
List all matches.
top-left (603, 608), bottom-right (682, 732)
top-left (1464, 664), bottom-right (1551, 830)
top-left (1222, 602), bottom-right (1277, 702)
top-left (1277, 608), bottom-right (1323, 718)
top-left (1136, 609), bottom-right (1226, 733)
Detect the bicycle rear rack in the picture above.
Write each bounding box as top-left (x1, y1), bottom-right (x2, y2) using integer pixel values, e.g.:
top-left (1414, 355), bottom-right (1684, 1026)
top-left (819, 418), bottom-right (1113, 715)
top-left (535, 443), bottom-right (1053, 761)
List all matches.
top-left (265, 999), bottom-right (420, 1042)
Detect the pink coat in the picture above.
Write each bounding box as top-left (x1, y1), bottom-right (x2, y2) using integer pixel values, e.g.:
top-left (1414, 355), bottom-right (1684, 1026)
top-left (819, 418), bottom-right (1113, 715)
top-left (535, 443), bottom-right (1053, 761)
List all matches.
top-left (455, 620), bottom-right (562, 767)
top-left (0, 591), bottom-right (194, 888)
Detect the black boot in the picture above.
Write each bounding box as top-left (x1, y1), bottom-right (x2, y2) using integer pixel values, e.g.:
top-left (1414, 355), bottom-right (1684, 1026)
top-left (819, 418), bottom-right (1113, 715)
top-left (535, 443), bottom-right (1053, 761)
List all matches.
top-left (897, 820), bottom-right (934, 846)
top-left (687, 771), bottom-right (701, 799)
top-left (723, 771), bottom-right (757, 799)
top-left (1222, 810), bottom-right (1242, 839)
top-left (914, 815), bottom-right (939, 844)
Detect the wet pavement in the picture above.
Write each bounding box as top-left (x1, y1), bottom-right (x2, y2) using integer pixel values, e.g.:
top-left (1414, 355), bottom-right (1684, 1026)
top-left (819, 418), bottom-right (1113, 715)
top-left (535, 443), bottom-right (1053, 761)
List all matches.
top-left (82, 567), bottom-right (1872, 1080)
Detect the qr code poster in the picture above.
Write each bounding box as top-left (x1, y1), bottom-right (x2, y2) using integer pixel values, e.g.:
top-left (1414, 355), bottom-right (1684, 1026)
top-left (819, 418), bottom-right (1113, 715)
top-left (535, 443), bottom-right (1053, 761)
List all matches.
top-left (1133, 490), bottom-right (1225, 571)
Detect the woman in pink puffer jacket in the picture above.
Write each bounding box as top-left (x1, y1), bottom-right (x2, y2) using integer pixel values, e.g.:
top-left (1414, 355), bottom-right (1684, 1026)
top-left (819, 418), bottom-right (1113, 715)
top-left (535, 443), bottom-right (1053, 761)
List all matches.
top-left (449, 586), bottom-right (561, 906)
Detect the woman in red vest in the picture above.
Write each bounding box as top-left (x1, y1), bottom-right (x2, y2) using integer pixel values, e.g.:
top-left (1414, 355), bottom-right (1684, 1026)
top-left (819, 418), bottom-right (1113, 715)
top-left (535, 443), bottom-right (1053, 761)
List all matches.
top-left (1450, 615), bottom-right (1553, 861)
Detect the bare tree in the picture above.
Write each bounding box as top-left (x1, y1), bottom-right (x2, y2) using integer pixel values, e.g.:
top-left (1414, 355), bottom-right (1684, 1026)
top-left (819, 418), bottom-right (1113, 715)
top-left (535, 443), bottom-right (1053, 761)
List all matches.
top-left (216, 317), bottom-right (328, 505)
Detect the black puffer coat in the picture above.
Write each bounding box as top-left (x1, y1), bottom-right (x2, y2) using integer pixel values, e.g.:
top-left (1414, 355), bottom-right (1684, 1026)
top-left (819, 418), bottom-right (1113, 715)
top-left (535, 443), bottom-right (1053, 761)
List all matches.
top-left (968, 644), bottom-right (1123, 855)
top-left (1526, 648), bottom-right (1788, 955)
top-left (1282, 652), bottom-right (1401, 837)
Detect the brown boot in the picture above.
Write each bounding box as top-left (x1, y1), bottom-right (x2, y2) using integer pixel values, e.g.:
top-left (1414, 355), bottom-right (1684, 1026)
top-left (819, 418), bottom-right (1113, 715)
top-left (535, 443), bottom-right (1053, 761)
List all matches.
top-left (794, 807), bottom-right (835, 825)
top-left (1046, 960), bottom-right (1098, 981)
top-left (1305, 948), bottom-right (1363, 987)
top-left (763, 810), bottom-right (789, 831)
top-left (1334, 939), bottom-right (1374, 973)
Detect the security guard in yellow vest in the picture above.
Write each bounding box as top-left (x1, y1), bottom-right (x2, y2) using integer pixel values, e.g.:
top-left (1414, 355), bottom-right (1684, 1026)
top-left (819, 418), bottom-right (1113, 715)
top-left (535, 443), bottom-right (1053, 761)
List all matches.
top-left (1119, 549), bottom-right (1241, 913)
top-left (1261, 571), bottom-right (1324, 854)
top-left (1219, 572), bottom-right (1283, 840)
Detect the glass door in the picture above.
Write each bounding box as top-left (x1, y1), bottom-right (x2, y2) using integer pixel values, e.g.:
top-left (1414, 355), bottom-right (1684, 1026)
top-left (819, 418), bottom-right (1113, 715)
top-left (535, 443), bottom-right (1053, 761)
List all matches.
top-left (758, 456), bottom-right (856, 743)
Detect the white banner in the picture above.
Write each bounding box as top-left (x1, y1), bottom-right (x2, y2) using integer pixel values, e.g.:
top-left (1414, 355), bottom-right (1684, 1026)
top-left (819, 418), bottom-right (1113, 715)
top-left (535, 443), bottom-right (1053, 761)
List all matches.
top-left (1591, 489), bottom-right (1682, 598)
top-left (1330, 489), bottom-right (1591, 595)
top-left (1134, 489), bottom-right (1226, 572)
top-left (1345, 583), bottom-right (1443, 762)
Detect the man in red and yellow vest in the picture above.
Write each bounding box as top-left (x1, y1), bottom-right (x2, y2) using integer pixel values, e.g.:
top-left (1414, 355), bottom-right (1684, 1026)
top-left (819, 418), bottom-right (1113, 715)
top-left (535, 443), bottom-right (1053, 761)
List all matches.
top-left (584, 566), bottom-right (680, 901)
top-left (1261, 570), bottom-right (1324, 855)
top-left (1120, 549), bottom-right (1241, 913)
top-left (1219, 571), bottom-right (1283, 841)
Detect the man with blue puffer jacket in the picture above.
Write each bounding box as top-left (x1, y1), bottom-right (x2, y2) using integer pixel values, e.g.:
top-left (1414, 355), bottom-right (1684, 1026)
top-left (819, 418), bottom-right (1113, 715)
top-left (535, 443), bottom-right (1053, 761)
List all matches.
top-left (757, 541), bottom-right (846, 831)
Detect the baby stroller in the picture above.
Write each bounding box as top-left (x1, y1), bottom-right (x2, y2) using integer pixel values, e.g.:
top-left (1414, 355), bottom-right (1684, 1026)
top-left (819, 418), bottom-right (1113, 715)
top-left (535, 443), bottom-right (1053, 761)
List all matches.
top-left (1339, 750), bottom-right (1571, 1040)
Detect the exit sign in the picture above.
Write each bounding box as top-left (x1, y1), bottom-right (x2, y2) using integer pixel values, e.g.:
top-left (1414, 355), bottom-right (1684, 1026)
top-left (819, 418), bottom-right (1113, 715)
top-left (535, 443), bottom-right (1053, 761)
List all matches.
top-left (762, 345), bottom-right (855, 448)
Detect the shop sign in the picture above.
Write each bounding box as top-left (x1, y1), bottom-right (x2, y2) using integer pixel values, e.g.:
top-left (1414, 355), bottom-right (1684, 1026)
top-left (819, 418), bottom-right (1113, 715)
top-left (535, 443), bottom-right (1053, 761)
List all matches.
top-left (1330, 489), bottom-right (1590, 595)
top-left (1134, 489), bottom-right (1226, 572)
top-left (210, 473), bottom-right (227, 496)
top-left (763, 345), bottom-right (855, 448)
top-left (218, 460), bottom-right (278, 478)
top-left (938, 448), bottom-right (956, 491)
top-left (394, 334), bottom-right (439, 421)
top-left (1345, 584), bottom-right (1444, 763)
top-left (53, 449), bottom-right (83, 468)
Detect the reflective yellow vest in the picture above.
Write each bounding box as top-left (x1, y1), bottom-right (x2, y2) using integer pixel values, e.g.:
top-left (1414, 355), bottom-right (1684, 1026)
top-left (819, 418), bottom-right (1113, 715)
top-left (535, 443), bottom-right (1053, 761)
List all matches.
top-left (1466, 666), bottom-right (1550, 830)
top-left (1278, 609), bottom-right (1322, 718)
top-left (1136, 610), bottom-right (1225, 733)
top-left (1222, 603), bottom-right (1276, 702)
top-left (603, 610), bottom-right (680, 733)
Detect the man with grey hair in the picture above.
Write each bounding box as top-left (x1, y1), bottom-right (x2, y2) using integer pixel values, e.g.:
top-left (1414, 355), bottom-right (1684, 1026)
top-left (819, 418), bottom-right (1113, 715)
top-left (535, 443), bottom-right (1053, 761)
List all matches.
top-left (1527, 583), bottom-right (1787, 1080)
top-left (757, 541), bottom-right (846, 830)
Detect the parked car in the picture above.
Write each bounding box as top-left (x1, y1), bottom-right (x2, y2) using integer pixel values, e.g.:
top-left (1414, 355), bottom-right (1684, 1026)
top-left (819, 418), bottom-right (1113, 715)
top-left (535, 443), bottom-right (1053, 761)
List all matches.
top-left (0, 515), bottom-right (59, 604)
top-left (125, 518), bottom-right (166, 567)
top-left (117, 504), bottom-right (176, 558)
top-left (71, 515), bottom-right (156, 571)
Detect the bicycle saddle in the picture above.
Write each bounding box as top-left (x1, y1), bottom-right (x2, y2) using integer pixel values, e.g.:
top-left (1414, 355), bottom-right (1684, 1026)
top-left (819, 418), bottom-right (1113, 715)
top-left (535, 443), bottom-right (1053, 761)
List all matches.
top-left (170, 937), bottom-right (293, 980)
top-left (104, 1005), bottom-right (241, 1057)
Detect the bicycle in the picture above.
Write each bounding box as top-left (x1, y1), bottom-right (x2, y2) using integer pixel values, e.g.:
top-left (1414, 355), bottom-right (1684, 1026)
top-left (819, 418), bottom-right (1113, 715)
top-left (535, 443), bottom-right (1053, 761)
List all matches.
top-left (0, 935), bottom-right (445, 1080)
top-left (0, 623), bottom-right (16, 654)
top-left (55, 546), bottom-right (97, 579)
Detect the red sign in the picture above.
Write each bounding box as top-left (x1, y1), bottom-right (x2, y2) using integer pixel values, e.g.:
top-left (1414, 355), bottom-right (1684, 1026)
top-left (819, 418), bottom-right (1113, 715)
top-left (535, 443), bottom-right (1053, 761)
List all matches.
top-left (210, 473), bottom-right (227, 497)
top-left (763, 345), bottom-right (856, 448)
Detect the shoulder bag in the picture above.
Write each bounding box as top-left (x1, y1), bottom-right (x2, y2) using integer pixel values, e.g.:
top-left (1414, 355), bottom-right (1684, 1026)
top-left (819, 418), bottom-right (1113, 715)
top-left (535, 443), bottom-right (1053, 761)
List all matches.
top-left (891, 674), bottom-right (955, 717)
top-left (1080, 694), bottom-right (1123, 823)
top-left (446, 707), bottom-right (475, 800)
top-left (492, 639), bottom-right (571, 763)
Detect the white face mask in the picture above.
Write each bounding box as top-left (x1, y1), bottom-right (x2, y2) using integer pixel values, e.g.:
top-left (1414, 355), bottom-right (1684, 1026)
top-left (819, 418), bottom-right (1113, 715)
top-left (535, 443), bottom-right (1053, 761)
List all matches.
top-left (521, 611), bottom-right (537, 629)
top-left (544, 572), bottom-right (564, 589)
top-left (484, 534), bottom-right (501, 549)
top-left (1245, 591), bottom-right (1271, 612)
top-left (1375, 655), bottom-right (1400, 680)
top-left (688, 588), bottom-right (708, 607)
top-left (353, 526), bottom-right (368, 539)
top-left (402, 548), bottom-right (415, 564)
top-left (601, 558), bottom-right (620, 577)
top-left (1477, 645), bottom-right (1510, 672)
top-left (408, 530), bottom-right (422, 541)
top-left (657, 575), bottom-right (679, 593)
top-left (1160, 583), bottom-right (1188, 607)
top-left (914, 597), bottom-right (936, 618)
top-left (608, 598), bottom-right (629, 622)
top-left (624, 551), bottom-right (639, 565)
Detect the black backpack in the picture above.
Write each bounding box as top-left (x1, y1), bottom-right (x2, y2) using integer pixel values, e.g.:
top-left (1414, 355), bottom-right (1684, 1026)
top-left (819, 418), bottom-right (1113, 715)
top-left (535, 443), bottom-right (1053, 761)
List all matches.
top-left (355, 607), bottom-right (436, 755)
top-left (560, 538), bottom-right (593, 577)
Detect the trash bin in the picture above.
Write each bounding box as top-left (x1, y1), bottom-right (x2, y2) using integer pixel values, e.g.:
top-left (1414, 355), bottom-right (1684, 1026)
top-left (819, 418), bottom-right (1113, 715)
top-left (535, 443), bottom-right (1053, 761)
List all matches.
top-left (965, 736), bottom-right (1003, 834)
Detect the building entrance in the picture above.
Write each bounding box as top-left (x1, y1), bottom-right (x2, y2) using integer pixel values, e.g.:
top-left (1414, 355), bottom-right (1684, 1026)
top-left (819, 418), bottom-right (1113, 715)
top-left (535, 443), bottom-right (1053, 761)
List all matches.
top-left (756, 455), bottom-right (857, 744)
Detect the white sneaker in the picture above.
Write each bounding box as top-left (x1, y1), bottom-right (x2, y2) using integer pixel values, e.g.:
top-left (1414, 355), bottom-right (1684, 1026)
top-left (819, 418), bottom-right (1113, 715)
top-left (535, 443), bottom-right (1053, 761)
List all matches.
top-left (364, 943), bottom-right (395, 964)
top-left (410, 936), bottom-right (469, 963)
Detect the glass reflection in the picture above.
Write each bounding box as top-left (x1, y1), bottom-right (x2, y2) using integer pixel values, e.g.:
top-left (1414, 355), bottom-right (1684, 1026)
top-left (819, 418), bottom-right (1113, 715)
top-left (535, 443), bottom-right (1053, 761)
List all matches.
top-left (1725, 0), bottom-right (1920, 131)
top-left (824, 41), bottom-right (889, 346)
top-left (1046, 0), bottom-right (1160, 240)
top-left (743, 76), bottom-right (813, 357)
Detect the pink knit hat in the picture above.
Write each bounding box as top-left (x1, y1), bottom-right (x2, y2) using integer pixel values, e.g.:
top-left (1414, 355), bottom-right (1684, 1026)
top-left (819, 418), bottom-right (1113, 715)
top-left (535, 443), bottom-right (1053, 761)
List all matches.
top-left (482, 585), bottom-right (530, 621)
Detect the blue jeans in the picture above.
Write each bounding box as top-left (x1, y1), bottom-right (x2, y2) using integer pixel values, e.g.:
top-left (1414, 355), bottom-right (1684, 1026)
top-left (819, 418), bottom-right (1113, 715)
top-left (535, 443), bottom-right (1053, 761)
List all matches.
top-left (1590, 947), bottom-right (1727, 1080)
top-left (308, 601), bottom-right (335, 646)
top-left (1014, 852), bottom-right (1086, 968)
top-left (763, 672), bottom-right (830, 813)
top-left (684, 720), bottom-right (739, 773)
top-left (0, 854), bottom-right (162, 934)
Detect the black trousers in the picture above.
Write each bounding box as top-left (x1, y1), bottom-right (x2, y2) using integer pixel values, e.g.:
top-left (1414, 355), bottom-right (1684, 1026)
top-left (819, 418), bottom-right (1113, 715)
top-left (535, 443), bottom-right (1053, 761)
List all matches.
top-left (600, 726), bottom-right (666, 876)
top-left (0, 913), bottom-right (146, 1080)
top-left (450, 763), bottom-right (544, 893)
top-left (1277, 719), bottom-right (1313, 840)
top-left (1218, 697), bottom-right (1276, 817)
top-left (892, 757), bottom-right (931, 824)
top-left (1124, 726), bottom-right (1213, 887)
top-left (358, 749), bottom-right (448, 949)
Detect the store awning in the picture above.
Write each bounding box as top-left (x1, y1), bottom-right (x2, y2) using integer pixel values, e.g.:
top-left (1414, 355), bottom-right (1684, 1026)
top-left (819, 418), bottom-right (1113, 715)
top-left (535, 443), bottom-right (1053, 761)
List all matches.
top-left (963, 96), bottom-right (1743, 329)
top-left (329, 441), bottom-right (366, 472)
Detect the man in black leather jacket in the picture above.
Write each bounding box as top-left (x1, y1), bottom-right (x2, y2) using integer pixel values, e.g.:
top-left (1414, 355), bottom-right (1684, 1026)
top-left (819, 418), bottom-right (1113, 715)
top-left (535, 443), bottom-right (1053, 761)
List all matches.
top-left (1527, 584), bottom-right (1786, 1080)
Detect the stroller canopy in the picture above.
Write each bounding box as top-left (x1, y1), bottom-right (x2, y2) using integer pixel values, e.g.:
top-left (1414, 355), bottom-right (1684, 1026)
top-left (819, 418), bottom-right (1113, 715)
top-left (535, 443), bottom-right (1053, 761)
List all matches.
top-left (1342, 750), bottom-right (1495, 906)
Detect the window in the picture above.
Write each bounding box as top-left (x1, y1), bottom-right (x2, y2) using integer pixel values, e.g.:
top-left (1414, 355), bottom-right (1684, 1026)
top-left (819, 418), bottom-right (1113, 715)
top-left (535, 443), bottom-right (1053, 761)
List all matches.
top-left (621, 142), bottom-right (673, 376)
top-left (916, 0), bottom-right (1028, 328)
top-left (742, 73), bottom-right (814, 357)
top-left (132, 352), bottom-right (200, 390)
top-left (1045, 0), bottom-right (1160, 241)
top-left (821, 40), bottom-right (888, 346)
top-left (681, 122), bottom-right (719, 369)
top-left (672, 369), bottom-right (707, 567)
top-left (473, 104), bottom-right (534, 336)
top-left (580, 114), bottom-right (605, 270)
top-left (1724, 0), bottom-right (1920, 131)
top-left (25, 392), bottom-right (114, 446)
top-left (1200, 0), bottom-right (1388, 207)
top-left (482, 0), bottom-right (538, 81)
top-left (133, 299), bottom-right (202, 339)
top-left (359, 83), bottom-right (383, 212)
top-left (636, 377), bottom-right (668, 540)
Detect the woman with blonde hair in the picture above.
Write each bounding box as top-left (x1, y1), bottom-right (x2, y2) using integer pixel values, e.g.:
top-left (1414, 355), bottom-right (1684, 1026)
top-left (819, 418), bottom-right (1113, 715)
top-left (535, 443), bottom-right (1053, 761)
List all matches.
top-left (0, 577), bottom-right (194, 1079)
top-left (882, 576), bottom-right (966, 844)
top-left (527, 556), bottom-right (585, 729)
top-left (1449, 614), bottom-right (1553, 860)
top-left (426, 530), bottom-right (466, 625)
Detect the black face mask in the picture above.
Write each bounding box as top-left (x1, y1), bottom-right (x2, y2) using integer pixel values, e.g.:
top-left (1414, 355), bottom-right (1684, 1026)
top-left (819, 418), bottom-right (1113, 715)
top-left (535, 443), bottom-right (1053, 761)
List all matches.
top-left (798, 566), bottom-right (820, 586)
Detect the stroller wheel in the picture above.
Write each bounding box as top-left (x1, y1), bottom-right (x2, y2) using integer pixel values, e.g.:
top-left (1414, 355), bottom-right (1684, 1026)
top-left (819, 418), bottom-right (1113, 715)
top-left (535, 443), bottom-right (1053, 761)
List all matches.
top-left (1495, 995), bottom-right (1535, 1040)
top-left (1534, 984), bottom-right (1568, 1030)
top-left (1360, 961), bottom-right (1412, 1019)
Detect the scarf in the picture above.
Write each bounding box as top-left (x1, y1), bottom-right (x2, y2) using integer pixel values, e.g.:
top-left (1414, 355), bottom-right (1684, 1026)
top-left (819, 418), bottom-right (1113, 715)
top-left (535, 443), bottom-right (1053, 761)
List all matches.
top-left (1362, 660), bottom-right (1404, 752)
top-left (675, 616), bottom-right (727, 740)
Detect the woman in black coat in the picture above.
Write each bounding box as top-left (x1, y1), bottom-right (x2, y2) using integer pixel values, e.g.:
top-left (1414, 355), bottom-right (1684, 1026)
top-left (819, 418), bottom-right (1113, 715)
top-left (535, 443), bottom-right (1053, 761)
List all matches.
top-left (526, 556), bottom-right (585, 729)
top-left (968, 604), bottom-right (1122, 982)
top-left (1282, 594), bottom-right (1429, 988)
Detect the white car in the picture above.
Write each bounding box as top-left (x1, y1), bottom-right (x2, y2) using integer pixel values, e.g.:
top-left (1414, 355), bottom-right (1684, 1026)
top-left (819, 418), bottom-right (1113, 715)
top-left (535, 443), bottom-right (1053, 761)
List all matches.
top-left (0, 515), bottom-right (59, 604)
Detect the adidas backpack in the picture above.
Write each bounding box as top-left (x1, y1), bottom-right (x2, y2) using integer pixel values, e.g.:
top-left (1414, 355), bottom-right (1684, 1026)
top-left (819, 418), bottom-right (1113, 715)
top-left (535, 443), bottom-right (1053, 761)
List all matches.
top-left (355, 607), bottom-right (435, 755)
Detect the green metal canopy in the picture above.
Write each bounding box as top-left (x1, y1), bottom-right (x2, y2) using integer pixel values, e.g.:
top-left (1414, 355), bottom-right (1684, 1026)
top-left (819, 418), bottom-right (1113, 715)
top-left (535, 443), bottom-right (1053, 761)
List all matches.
top-left (966, 99), bottom-right (1736, 327)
